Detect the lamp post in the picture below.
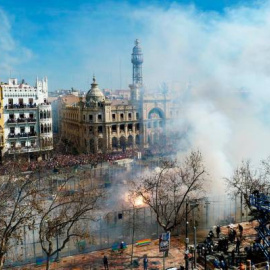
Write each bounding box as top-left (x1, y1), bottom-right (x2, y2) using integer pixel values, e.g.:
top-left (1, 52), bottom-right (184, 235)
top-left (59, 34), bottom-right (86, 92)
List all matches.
top-left (190, 201), bottom-right (199, 269)
top-left (185, 198), bottom-right (189, 270)
top-left (202, 246), bottom-right (207, 270)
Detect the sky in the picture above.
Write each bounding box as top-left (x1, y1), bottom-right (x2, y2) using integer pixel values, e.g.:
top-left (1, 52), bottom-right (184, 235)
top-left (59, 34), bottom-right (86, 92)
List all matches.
top-left (1, 0), bottom-right (270, 185)
top-left (0, 0), bottom-right (260, 91)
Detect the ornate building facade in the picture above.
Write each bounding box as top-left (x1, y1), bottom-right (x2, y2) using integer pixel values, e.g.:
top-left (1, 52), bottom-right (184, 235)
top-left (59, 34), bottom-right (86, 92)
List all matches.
top-left (0, 78), bottom-right (53, 159)
top-left (60, 40), bottom-right (173, 154)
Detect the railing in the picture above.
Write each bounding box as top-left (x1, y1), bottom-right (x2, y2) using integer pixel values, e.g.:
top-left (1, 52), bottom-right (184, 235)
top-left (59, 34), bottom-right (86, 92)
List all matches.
top-left (7, 118), bottom-right (37, 124)
top-left (40, 145), bottom-right (53, 151)
top-left (7, 119), bottom-right (16, 123)
top-left (8, 132), bottom-right (37, 138)
top-left (8, 146), bottom-right (40, 154)
top-left (5, 104), bottom-right (37, 109)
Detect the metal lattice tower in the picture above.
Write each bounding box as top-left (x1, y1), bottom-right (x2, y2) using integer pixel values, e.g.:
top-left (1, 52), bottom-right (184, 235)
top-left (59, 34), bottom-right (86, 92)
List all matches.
top-left (131, 39), bottom-right (143, 85)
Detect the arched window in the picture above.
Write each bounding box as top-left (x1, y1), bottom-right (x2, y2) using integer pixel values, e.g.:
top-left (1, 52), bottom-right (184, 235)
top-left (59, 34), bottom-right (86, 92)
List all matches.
top-left (128, 135), bottom-right (133, 147)
top-left (120, 136), bottom-right (126, 151)
top-left (112, 137), bottom-right (118, 149)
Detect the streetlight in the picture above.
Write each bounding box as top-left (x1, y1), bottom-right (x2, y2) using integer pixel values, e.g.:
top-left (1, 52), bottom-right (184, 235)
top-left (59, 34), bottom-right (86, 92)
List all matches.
top-left (190, 201), bottom-right (199, 269)
top-left (185, 198), bottom-right (189, 270)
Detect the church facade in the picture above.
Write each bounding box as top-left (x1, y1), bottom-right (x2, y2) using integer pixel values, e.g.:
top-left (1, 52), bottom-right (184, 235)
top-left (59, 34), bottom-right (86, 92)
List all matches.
top-left (60, 40), bottom-right (174, 154)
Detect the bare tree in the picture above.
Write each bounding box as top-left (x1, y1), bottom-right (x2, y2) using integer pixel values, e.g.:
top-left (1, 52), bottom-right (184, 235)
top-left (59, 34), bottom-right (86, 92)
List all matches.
top-left (225, 159), bottom-right (270, 208)
top-left (130, 150), bottom-right (207, 233)
top-left (0, 161), bottom-right (39, 270)
top-left (36, 173), bottom-right (104, 270)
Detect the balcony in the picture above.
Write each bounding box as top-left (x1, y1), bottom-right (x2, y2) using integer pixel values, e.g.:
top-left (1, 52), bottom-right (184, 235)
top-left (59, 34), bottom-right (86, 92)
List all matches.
top-left (8, 146), bottom-right (40, 154)
top-left (5, 104), bottom-right (37, 110)
top-left (40, 145), bottom-right (53, 151)
top-left (8, 132), bottom-right (37, 139)
top-left (7, 118), bottom-right (37, 125)
top-left (7, 119), bottom-right (16, 124)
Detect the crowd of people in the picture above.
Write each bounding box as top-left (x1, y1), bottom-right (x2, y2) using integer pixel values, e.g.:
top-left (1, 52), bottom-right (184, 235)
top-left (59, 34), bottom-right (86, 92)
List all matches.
top-left (0, 149), bottom-right (141, 174)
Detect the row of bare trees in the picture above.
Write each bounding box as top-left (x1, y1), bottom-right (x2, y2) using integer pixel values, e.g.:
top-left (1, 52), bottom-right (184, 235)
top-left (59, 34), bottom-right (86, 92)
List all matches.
top-left (0, 162), bottom-right (104, 270)
top-left (1, 150), bottom-right (263, 270)
top-left (0, 151), bottom-right (209, 269)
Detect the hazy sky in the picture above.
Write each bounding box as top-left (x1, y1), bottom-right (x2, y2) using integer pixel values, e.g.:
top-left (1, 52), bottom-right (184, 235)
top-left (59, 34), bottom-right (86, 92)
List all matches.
top-left (0, 0), bottom-right (258, 91)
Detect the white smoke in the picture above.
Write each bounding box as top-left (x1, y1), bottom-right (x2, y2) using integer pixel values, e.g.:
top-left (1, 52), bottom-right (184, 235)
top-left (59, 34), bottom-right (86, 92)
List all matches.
top-left (130, 1), bottom-right (270, 190)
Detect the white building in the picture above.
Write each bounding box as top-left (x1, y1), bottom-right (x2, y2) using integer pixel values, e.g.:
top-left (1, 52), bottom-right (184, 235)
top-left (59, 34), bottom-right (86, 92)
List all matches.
top-left (1, 77), bottom-right (53, 159)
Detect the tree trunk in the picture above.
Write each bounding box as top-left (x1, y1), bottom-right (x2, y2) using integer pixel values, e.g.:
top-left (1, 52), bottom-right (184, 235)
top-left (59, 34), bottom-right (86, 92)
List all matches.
top-left (46, 255), bottom-right (51, 270)
top-left (0, 254), bottom-right (5, 270)
top-left (130, 226), bottom-right (135, 266)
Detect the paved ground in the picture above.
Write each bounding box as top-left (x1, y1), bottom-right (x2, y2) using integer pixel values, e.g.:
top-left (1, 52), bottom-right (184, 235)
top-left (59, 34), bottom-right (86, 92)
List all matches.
top-left (13, 237), bottom-right (187, 270)
top-left (12, 222), bottom-right (257, 270)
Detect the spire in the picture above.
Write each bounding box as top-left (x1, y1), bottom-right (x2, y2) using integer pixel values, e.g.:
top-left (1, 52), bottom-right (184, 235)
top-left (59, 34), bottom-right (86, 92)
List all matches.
top-left (91, 75), bottom-right (97, 88)
top-left (131, 39), bottom-right (143, 85)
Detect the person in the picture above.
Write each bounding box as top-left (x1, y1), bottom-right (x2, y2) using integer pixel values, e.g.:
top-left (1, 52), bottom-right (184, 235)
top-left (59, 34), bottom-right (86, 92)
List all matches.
top-left (266, 262), bottom-right (269, 270)
top-left (236, 237), bottom-right (241, 254)
top-left (216, 225), bottom-right (221, 238)
top-left (239, 262), bottom-right (245, 270)
top-left (103, 255), bottom-right (109, 270)
top-left (238, 224), bottom-right (244, 238)
top-left (143, 255), bottom-right (148, 270)
top-left (231, 249), bottom-right (235, 266)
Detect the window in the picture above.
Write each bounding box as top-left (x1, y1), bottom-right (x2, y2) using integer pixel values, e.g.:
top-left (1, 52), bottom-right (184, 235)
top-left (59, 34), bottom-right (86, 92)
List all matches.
top-left (128, 113), bottom-right (132, 119)
top-left (89, 115), bottom-right (93, 121)
top-left (8, 98), bottom-right (13, 105)
top-left (21, 141), bottom-right (26, 147)
top-left (112, 125), bottom-right (117, 132)
top-left (112, 114), bottom-right (116, 120)
top-left (29, 98), bottom-right (33, 104)
top-left (120, 124), bottom-right (125, 131)
top-left (120, 113), bottom-right (124, 119)
top-left (98, 126), bottom-right (103, 133)
top-left (89, 126), bottom-right (93, 134)
top-left (19, 113), bottom-right (24, 119)
top-left (19, 98), bottom-right (23, 105)
top-left (98, 114), bottom-right (102, 121)
top-left (9, 114), bottom-right (14, 119)
top-left (20, 127), bottom-right (25, 133)
top-left (10, 127), bottom-right (15, 133)
top-left (83, 115), bottom-right (85, 120)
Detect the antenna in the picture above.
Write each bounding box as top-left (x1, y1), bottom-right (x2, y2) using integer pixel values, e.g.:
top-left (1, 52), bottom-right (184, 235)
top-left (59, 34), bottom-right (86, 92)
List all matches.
top-left (119, 58), bottom-right (122, 90)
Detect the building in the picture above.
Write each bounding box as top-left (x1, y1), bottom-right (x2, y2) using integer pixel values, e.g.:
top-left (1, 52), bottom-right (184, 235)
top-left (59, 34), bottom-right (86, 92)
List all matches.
top-left (60, 39), bottom-right (174, 154)
top-left (49, 94), bottom-right (81, 134)
top-left (1, 77), bottom-right (53, 159)
top-left (0, 87), bottom-right (4, 162)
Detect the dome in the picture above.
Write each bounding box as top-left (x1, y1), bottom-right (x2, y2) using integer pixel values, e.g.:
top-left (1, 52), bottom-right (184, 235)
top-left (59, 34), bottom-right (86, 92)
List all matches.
top-left (131, 39), bottom-right (143, 65)
top-left (86, 76), bottom-right (105, 105)
top-left (132, 39), bottom-right (142, 54)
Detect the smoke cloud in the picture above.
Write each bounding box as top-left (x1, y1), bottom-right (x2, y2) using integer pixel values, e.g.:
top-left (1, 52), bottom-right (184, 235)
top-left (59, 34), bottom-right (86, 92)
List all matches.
top-left (129, 2), bottom-right (270, 190)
